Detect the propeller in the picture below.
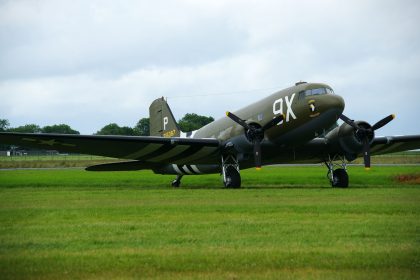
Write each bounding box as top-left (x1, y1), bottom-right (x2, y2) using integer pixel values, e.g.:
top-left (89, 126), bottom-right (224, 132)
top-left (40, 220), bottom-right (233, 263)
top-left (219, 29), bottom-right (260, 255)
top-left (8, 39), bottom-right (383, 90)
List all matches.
top-left (226, 112), bottom-right (284, 170)
top-left (339, 114), bottom-right (395, 169)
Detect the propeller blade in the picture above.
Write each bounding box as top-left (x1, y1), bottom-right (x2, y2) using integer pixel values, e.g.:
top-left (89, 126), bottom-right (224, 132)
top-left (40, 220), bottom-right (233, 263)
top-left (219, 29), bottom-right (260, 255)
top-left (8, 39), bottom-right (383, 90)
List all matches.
top-left (226, 112), bottom-right (250, 130)
top-left (362, 137), bottom-right (371, 169)
top-left (372, 114), bottom-right (395, 131)
top-left (254, 140), bottom-right (262, 170)
top-left (340, 114), bottom-right (359, 130)
top-left (262, 114), bottom-right (285, 131)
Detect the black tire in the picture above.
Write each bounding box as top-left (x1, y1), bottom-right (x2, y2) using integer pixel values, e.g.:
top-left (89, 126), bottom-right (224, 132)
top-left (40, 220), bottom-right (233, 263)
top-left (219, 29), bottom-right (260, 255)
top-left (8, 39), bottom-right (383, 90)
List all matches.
top-left (171, 180), bottom-right (180, 188)
top-left (332, 168), bottom-right (349, 188)
top-left (224, 166), bottom-right (241, 188)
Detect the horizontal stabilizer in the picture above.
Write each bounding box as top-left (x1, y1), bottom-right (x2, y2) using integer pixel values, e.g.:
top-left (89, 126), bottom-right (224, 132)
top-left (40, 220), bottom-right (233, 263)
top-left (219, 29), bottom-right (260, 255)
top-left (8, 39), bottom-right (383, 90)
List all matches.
top-left (86, 161), bottom-right (159, 171)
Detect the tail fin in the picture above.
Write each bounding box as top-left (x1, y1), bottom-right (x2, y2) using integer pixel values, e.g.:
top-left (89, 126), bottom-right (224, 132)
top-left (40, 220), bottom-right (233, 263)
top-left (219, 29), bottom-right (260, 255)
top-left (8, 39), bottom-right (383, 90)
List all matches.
top-left (149, 97), bottom-right (181, 137)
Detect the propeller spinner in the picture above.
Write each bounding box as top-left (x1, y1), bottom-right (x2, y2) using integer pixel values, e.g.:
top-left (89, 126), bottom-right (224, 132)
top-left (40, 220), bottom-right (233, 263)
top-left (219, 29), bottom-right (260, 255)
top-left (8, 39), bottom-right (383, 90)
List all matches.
top-left (226, 112), bottom-right (284, 170)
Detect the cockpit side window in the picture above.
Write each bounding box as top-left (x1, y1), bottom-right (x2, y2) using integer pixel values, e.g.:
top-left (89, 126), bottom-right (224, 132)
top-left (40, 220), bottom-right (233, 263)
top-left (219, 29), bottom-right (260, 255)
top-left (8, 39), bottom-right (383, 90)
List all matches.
top-left (299, 87), bottom-right (333, 99)
top-left (303, 87), bottom-right (330, 97)
top-left (326, 88), bottom-right (334, 94)
top-left (298, 91), bottom-right (306, 100)
top-left (311, 88), bottom-right (326, 95)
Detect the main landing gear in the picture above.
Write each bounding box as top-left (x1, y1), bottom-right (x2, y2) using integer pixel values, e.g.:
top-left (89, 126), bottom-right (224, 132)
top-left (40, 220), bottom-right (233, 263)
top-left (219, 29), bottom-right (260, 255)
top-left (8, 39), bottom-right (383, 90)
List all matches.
top-left (170, 155), bottom-right (242, 188)
top-left (221, 154), bottom-right (241, 188)
top-left (325, 155), bottom-right (349, 188)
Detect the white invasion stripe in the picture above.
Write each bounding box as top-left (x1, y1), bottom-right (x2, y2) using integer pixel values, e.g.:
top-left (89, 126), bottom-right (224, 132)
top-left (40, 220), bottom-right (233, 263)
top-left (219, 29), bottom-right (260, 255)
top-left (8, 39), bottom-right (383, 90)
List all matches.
top-left (182, 165), bottom-right (193, 174)
top-left (172, 164), bottom-right (184, 175)
top-left (124, 143), bottom-right (162, 159)
top-left (149, 145), bottom-right (190, 162)
top-left (191, 165), bottom-right (202, 174)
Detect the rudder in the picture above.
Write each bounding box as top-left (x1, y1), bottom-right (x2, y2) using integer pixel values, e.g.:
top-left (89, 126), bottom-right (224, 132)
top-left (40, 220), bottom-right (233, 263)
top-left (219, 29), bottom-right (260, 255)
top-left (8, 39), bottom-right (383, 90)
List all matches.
top-left (149, 97), bottom-right (181, 137)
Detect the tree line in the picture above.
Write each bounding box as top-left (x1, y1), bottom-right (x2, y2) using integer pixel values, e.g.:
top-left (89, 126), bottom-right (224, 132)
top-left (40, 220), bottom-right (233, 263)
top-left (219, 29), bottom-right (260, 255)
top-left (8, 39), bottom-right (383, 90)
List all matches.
top-left (0, 121), bottom-right (81, 135)
top-left (0, 113), bottom-right (214, 137)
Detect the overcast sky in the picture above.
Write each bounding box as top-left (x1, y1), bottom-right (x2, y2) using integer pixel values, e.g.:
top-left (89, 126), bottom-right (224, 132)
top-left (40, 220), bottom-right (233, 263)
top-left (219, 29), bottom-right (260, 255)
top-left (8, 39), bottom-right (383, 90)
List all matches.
top-left (1, 0), bottom-right (419, 135)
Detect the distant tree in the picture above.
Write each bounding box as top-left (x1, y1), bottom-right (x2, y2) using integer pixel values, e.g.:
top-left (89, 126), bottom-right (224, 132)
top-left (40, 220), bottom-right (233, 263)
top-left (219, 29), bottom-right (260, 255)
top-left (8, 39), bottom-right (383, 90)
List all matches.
top-left (0, 119), bottom-right (10, 132)
top-left (133, 118), bottom-right (150, 136)
top-left (178, 113), bottom-right (214, 132)
top-left (96, 123), bottom-right (135, 136)
top-left (0, 119), bottom-right (10, 150)
top-left (8, 124), bottom-right (42, 133)
top-left (42, 124), bottom-right (80, 134)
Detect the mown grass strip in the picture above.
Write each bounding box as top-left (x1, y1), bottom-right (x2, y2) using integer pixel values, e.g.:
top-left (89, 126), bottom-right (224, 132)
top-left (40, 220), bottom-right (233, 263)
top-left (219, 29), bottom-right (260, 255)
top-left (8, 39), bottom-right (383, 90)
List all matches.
top-left (0, 167), bottom-right (419, 279)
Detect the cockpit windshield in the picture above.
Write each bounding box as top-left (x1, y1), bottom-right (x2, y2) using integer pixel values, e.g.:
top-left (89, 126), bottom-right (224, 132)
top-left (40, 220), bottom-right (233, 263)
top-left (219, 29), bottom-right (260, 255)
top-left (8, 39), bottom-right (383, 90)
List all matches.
top-left (299, 87), bottom-right (334, 99)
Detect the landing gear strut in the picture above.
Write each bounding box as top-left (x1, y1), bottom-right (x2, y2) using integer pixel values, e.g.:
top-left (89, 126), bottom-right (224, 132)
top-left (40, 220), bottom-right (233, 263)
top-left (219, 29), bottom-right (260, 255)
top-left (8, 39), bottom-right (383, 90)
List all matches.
top-left (221, 154), bottom-right (241, 188)
top-left (325, 155), bottom-right (349, 188)
top-left (171, 175), bottom-right (183, 188)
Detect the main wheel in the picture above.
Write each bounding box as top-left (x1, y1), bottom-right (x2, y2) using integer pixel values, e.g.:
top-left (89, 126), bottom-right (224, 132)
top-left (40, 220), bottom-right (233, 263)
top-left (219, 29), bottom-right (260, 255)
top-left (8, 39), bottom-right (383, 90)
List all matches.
top-left (332, 168), bottom-right (349, 188)
top-left (224, 166), bottom-right (241, 188)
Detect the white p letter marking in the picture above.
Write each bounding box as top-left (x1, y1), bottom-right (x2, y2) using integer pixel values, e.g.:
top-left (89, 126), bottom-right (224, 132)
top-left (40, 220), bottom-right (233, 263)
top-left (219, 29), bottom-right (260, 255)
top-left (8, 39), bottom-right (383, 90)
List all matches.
top-left (163, 117), bottom-right (169, 130)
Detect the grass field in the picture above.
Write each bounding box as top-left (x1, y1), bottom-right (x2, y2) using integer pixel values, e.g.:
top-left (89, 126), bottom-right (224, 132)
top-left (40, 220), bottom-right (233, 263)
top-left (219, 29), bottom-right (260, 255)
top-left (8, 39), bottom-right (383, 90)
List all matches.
top-left (0, 155), bottom-right (123, 169)
top-left (0, 166), bottom-right (419, 279)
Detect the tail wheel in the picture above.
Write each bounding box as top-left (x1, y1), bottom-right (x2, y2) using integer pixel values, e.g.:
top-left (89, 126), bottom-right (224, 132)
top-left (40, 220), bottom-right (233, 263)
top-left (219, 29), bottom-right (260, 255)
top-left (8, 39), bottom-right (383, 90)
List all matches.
top-left (332, 168), bottom-right (349, 188)
top-left (224, 166), bottom-right (241, 188)
top-left (171, 180), bottom-right (181, 188)
top-left (171, 175), bottom-right (182, 188)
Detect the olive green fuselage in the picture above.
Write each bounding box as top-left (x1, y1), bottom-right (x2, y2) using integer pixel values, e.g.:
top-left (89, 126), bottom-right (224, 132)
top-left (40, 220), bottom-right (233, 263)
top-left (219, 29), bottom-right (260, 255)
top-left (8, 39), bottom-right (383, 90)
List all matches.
top-left (194, 83), bottom-right (344, 150)
top-left (155, 82), bottom-right (345, 174)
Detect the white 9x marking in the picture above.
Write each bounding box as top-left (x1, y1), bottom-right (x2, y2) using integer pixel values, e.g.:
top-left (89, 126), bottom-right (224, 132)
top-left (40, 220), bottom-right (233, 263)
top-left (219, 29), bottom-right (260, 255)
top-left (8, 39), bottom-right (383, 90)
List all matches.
top-left (272, 93), bottom-right (297, 124)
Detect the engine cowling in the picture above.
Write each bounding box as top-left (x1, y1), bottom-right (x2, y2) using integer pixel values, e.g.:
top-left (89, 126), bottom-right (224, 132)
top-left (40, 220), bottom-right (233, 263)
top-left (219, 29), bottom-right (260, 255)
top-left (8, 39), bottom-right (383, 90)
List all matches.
top-left (326, 121), bottom-right (374, 161)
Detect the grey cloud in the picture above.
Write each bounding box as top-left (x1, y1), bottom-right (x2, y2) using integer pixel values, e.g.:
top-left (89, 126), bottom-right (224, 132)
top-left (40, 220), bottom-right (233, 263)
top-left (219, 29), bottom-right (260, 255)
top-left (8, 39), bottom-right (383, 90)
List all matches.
top-left (0, 0), bottom-right (419, 135)
top-left (0, 0), bottom-right (246, 79)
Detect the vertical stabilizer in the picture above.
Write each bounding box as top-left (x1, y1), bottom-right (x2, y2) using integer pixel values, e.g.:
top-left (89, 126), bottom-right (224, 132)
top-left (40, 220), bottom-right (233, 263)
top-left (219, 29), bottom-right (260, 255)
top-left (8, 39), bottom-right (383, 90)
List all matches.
top-left (149, 97), bottom-right (181, 137)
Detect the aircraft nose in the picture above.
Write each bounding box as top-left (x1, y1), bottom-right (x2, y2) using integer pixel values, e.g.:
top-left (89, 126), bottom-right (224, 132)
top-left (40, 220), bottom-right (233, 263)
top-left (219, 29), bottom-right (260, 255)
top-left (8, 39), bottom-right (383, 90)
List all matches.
top-left (315, 94), bottom-right (344, 115)
top-left (326, 94), bottom-right (345, 113)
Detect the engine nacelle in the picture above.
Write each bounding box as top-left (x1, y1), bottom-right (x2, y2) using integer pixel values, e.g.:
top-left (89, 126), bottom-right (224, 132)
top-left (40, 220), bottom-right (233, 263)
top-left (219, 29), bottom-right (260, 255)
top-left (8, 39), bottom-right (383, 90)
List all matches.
top-left (325, 121), bottom-right (374, 161)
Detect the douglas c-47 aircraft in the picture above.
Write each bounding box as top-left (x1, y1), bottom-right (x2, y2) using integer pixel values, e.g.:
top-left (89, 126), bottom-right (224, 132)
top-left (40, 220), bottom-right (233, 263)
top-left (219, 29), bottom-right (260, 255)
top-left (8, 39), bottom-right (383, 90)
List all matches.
top-left (1, 81), bottom-right (420, 188)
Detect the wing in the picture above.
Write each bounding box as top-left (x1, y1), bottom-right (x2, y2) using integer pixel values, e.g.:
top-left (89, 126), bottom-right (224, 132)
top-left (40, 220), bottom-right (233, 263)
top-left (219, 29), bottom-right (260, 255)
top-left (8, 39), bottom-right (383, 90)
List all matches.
top-left (370, 135), bottom-right (420, 155)
top-left (292, 135), bottom-right (420, 163)
top-left (0, 132), bottom-right (221, 165)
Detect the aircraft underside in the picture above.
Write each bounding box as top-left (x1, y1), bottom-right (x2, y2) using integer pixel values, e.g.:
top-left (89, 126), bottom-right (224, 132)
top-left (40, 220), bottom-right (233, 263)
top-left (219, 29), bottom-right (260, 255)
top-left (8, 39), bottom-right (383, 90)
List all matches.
top-left (152, 153), bottom-right (349, 188)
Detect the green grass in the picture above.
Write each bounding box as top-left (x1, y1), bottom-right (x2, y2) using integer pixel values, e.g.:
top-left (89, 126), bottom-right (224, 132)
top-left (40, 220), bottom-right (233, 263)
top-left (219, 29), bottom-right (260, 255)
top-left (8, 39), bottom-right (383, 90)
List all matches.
top-left (0, 155), bottom-right (108, 161)
top-left (0, 166), bottom-right (419, 279)
top-left (0, 155), bottom-right (121, 169)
